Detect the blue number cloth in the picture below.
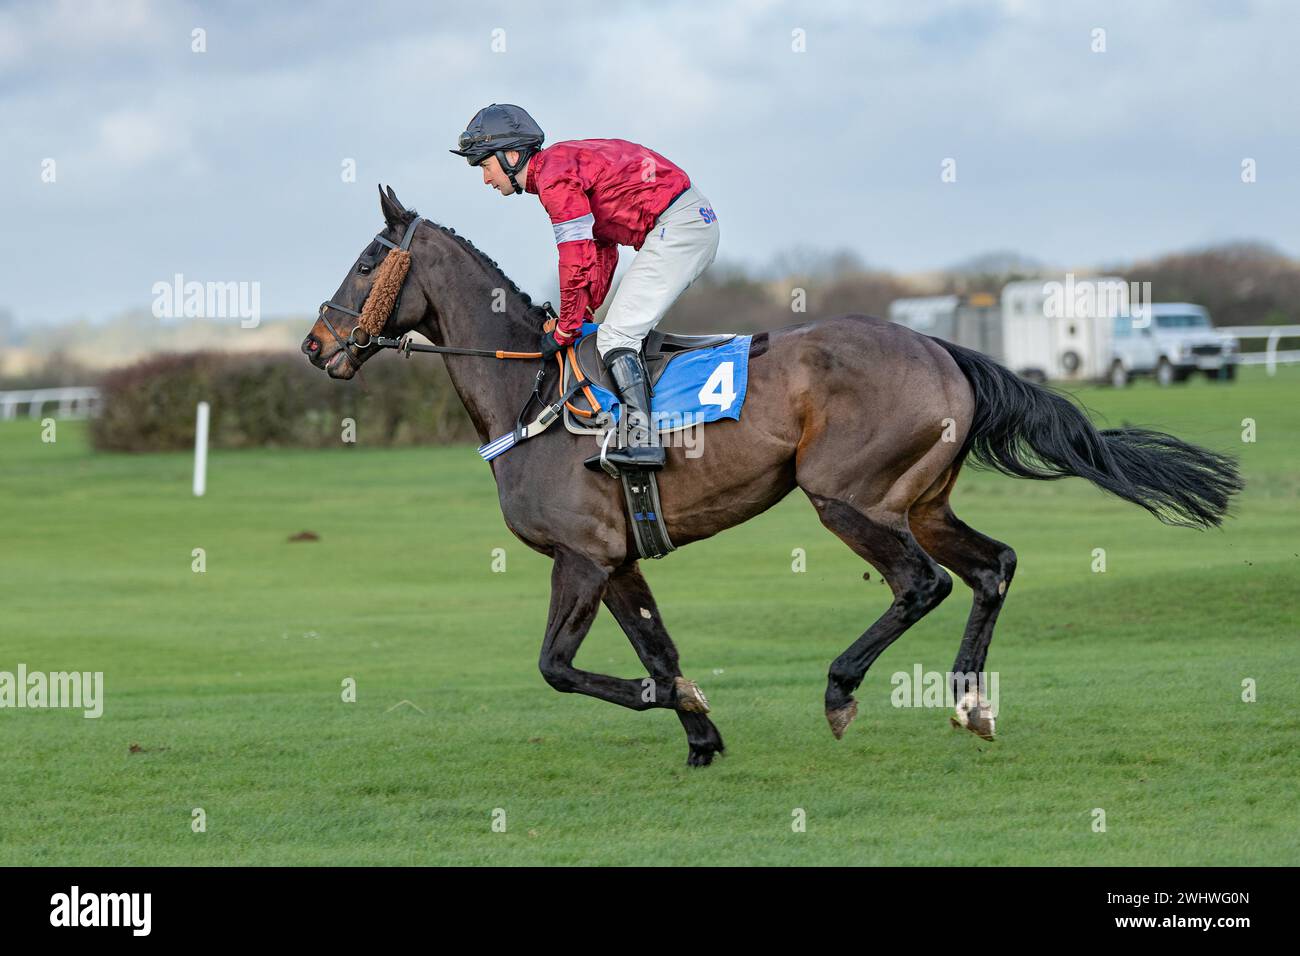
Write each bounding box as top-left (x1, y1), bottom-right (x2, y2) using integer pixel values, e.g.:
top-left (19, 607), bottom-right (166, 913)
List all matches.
top-left (577, 323), bottom-right (751, 432)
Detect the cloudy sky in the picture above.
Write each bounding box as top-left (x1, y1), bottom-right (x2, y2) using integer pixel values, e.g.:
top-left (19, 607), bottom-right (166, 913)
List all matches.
top-left (3, 0), bottom-right (1298, 326)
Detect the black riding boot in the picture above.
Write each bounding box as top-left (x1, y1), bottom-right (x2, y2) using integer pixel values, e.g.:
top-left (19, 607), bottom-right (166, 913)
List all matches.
top-left (584, 348), bottom-right (665, 473)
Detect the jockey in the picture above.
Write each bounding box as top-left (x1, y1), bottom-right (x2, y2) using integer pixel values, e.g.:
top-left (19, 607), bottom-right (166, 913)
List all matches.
top-left (450, 103), bottom-right (719, 471)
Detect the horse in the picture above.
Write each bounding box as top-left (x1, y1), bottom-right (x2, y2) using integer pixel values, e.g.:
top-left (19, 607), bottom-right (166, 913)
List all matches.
top-left (302, 186), bottom-right (1243, 766)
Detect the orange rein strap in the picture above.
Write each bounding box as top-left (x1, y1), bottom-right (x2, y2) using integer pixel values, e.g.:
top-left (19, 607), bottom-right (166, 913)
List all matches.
top-left (564, 346), bottom-right (603, 418)
top-left (540, 317), bottom-right (604, 418)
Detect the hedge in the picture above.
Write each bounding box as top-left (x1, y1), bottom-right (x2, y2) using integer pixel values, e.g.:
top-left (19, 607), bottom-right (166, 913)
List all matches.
top-left (89, 350), bottom-right (478, 451)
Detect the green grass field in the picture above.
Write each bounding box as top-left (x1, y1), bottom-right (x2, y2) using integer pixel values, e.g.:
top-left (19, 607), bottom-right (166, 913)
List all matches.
top-left (1, 366), bottom-right (1297, 866)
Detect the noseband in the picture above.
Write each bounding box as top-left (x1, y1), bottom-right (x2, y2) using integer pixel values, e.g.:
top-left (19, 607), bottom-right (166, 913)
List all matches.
top-left (317, 216), bottom-right (424, 361)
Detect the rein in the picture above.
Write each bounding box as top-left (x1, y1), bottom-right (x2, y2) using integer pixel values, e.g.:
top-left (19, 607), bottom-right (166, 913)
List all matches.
top-left (316, 216), bottom-right (604, 458)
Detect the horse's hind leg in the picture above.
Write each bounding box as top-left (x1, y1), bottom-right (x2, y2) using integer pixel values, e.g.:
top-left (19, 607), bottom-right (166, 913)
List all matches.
top-left (603, 563), bottom-right (725, 767)
top-left (806, 493), bottom-right (954, 739)
top-left (538, 548), bottom-right (682, 711)
top-left (909, 488), bottom-right (1017, 740)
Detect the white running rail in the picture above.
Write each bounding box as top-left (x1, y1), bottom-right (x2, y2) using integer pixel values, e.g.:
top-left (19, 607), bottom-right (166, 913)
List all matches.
top-left (0, 387), bottom-right (103, 420)
top-left (1229, 325), bottom-right (1300, 376)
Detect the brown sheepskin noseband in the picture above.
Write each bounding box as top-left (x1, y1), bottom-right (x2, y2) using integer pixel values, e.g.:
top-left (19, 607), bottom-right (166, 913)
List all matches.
top-left (358, 248), bottom-right (412, 336)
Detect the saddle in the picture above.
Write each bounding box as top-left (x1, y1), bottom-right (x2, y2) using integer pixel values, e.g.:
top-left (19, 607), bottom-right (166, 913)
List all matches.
top-left (570, 328), bottom-right (736, 395)
top-left (561, 327), bottom-right (737, 563)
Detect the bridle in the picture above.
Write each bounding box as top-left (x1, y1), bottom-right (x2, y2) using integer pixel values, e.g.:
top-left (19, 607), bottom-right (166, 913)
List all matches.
top-left (317, 216), bottom-right (423, 365)
top-left (316, 216), bottom-right (547, 364)
top-left (313, 216), bottom-right (604, 460)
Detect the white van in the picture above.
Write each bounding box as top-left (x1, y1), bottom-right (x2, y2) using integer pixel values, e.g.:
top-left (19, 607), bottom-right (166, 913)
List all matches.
top-left (1109, 303), bottom-right (1239, 386)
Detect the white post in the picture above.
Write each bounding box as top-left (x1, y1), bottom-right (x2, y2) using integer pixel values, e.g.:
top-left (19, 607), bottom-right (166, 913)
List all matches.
top-left (1266, 329), bottom-right (1281, 377)
top-left (193, 401), bottom-right (210, 497)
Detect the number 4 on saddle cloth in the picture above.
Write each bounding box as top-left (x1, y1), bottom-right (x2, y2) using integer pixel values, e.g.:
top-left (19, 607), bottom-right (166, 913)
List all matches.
top-left (477, 321), bottom-right (753, 464)
top-left (576, 322), bottom-right (753, 434)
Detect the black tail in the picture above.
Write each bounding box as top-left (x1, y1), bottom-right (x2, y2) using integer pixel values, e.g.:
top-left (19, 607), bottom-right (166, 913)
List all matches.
top-left (933, 338), bottom-right (1243, 529)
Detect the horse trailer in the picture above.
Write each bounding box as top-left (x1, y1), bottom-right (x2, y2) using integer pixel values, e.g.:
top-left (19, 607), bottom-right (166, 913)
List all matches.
top-left (890, 277), bottom-right (1129, 383)
top-left (887, 292), bottom-right (1003, 358)
top-left (999, 277), bottom-right (1126, 382)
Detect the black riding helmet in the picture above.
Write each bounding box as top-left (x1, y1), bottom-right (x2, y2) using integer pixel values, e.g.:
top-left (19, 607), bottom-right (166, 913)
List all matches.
top-left (450, 103), bottom-right (544, 195)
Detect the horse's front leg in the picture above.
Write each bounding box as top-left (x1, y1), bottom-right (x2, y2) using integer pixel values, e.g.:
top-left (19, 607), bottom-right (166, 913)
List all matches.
top-left (538, 548), bottom-right (677, 710)
top-left (603, 562), bottom-right (724, 766)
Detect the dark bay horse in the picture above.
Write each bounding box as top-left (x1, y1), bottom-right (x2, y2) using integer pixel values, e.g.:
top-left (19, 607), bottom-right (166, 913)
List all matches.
top-left (302, 187), bottom-right (1242, 766)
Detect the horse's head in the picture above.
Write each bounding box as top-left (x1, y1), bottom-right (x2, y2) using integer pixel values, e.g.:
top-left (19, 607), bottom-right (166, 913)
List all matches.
top-left (302, 185), bottom-right (428, 380)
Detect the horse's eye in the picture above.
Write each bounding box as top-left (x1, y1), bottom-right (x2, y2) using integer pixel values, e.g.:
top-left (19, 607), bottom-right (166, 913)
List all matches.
top-left (357, 263), bottom-right (372, 275)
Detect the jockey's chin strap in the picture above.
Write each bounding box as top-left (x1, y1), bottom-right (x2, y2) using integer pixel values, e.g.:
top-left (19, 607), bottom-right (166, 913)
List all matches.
top-left (497, 148), bottom-right (532, 196)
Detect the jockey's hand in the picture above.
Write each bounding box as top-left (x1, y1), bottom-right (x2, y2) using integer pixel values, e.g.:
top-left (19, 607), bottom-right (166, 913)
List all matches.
top-left (538, 328), bottom-right (572, 361)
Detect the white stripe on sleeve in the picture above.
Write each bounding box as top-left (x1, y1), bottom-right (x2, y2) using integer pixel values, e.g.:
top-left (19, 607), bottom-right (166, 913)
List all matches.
top-left (552, 213), bottom-right (595, 245)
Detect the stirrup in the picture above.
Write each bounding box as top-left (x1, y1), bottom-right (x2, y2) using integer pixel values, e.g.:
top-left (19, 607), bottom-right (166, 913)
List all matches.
top-left (596, 428), bottom-right (619, 477)
top-left (584, 427), bottom-right (665, 475)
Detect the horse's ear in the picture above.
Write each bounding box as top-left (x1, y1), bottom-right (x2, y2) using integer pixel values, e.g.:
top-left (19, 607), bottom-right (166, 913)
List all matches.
top-left (378, 184), bottom-right (404, 227)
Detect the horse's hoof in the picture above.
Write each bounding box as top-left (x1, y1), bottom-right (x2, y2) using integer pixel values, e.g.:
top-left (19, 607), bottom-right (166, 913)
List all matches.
top-left (683, 721), bottom-right (725, 767)
top-left (952, 691), bottom-right (996, 741)
top-left (674, 677), bottom-right (710, 714)
top-left (826, 699), bottom-right (858, 739)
